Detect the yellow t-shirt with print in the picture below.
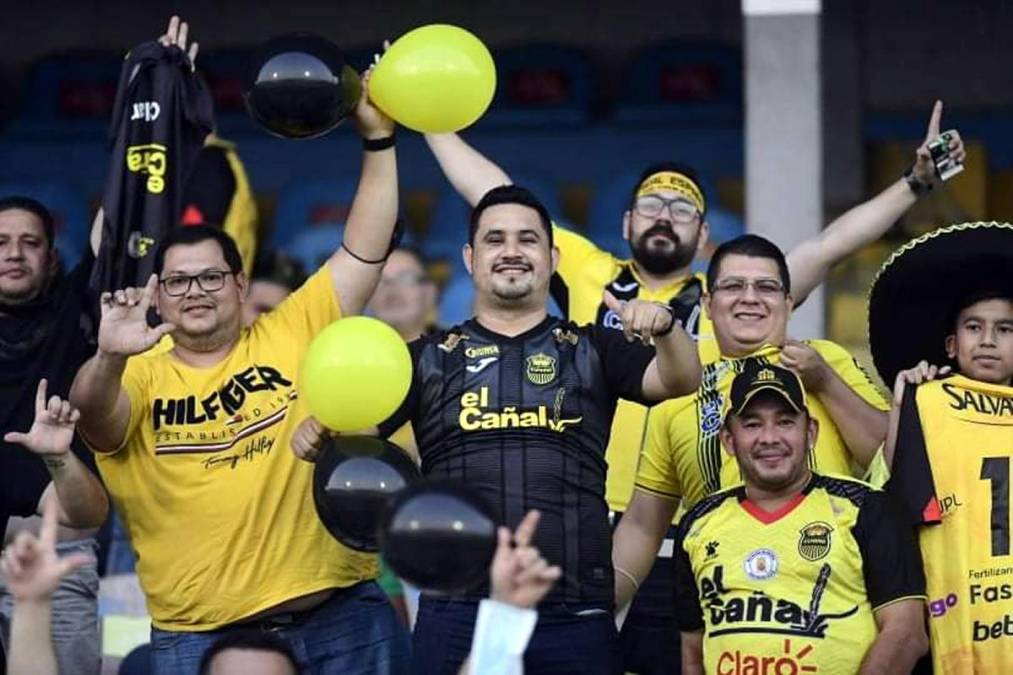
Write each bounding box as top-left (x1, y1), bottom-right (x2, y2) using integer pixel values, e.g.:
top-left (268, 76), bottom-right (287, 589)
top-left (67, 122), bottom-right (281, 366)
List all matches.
top-left (552, 226), bottom-right (719, 515)
top-left (637, 341), bottom-right (889, 509)
top-left (94, 268), bottom-right (377, 631)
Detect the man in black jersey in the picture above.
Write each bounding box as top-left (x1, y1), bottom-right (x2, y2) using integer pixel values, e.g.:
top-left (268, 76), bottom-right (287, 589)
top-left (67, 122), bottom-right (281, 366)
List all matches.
top-left (293, 185), bottom-right (701, 674)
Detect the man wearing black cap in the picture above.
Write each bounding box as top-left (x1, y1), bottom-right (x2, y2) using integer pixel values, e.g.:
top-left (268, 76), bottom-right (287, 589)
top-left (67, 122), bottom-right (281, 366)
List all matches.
top-left (674, 363), bottom-right (927, 675)
top-left (870, 221), bottom-right (1013, 674)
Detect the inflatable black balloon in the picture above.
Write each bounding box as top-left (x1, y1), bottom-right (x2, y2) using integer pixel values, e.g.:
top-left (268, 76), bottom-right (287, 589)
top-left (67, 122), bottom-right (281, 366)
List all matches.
top-left (312, 435), bottom-right (420, 552)
top-left (245, 33), bottom-right (361, 139)
top-left (379, 481), bottom-right (499, 594)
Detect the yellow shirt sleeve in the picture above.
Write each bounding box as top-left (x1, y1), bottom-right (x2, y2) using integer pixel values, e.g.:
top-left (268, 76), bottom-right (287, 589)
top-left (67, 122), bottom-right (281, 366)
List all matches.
top-left (634, 402), bottom-right (683, 499)
top-left (251, 266), bottom-right (343, 343)
top-left (811, 340), bottom-right (890, 411)
top-left (101, 358), bottom-right (151, 455)
top-left (552, 223), bottom-right (619, 287)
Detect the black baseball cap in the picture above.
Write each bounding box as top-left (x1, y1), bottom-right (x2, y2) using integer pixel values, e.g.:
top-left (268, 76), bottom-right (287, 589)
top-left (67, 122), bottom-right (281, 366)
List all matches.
top-left (722, 362), bottom-right (808, 423)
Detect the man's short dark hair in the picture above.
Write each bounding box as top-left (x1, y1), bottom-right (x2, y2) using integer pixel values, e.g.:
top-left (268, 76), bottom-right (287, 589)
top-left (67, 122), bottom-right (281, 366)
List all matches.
top-left (154, 225), bottom-right (244, 276)
top-left (948, 288), bottom-right (1013, 332)
top-left (706, 234), bottom-right (791, 294)
top-left (0, 196), bottom-right (56, 249)
top-left (469, 185), bottom-right (553, 247)
top-left (251, 248), bottom-right (307, 291)
top-left (199, 630), bottom-right (300, 674)
top-left (630, 162), bottom-right (706, 215)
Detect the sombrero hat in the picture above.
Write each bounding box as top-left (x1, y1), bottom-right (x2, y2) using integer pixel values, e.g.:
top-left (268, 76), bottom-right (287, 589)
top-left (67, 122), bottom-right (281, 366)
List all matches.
top-left (868, 221), bottom-right (1013, 387)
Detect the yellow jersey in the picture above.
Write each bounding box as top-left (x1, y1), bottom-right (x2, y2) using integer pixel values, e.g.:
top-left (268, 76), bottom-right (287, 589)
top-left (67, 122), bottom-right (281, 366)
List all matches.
top-left (675, 474), bottom-right (925, 675)
top-left (888, 375), bottom-right (1013, 674)
top-left (637, 342), bottom-right (889, 508)
top-left (551, 225), bottom-right (718, 514)
top-left (93, 268), bottom-right (378, 631)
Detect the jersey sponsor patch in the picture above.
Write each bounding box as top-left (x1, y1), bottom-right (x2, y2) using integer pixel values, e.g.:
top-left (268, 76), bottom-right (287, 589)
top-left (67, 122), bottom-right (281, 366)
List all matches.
top-left (466, 357), bottom-right (498, 374)
top-left (744, 549), bottom-right (779, 580)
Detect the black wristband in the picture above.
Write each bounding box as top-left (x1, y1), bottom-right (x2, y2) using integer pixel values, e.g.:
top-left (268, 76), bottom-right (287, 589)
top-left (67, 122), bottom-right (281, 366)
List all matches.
top-left (363, 134), bottom-right (396, 152)
top-left (903, 165), bottom-right (933, 196)
top-left (654, 303), bottom-right (679, 337)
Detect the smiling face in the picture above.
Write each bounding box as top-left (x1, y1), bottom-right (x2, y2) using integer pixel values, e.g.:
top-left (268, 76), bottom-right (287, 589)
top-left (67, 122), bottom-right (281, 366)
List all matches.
top-left (946, 298), bottom-right (1013, 385)
top-left (721, 392), bottom-right (818, 493)
top-left (706, 254), bottom-right (793, 356)
top-left (0, 208), bottom-right (56, 305)
top-left (464, 202), bottom-right (558, 310)
top-left (155, 238), bottom-right (247, 348)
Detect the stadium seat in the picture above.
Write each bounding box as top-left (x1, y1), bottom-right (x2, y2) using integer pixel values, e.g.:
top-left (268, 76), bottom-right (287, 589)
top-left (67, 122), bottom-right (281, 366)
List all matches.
top-left (615, 42), bottom-right (742, 125)
top-left (0, 180), bottom-right (90, 267)
top-left (480, 44), bottom-right (596, 127)
top-left (271, 177), bottom-right (359, 248)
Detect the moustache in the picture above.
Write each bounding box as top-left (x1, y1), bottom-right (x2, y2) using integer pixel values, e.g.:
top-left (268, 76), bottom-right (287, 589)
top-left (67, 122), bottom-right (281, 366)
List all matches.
top-left (642, 224), bottom-right (682, 245)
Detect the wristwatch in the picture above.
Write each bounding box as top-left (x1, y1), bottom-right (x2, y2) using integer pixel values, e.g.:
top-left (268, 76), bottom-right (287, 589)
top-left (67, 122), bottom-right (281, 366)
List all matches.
top-left (903, 165), bottom-right (933, 196)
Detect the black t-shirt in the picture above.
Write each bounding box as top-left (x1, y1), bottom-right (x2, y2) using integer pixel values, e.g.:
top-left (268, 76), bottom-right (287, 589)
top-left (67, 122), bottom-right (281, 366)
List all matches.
top-left (379, 315), bottom-right (656, 607)
top-left (0, 251), bottom-right (100, 531)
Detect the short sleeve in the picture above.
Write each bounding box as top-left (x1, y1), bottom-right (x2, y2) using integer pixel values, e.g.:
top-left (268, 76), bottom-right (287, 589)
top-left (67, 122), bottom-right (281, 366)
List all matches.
top-left (252, 266), bottom-right (342, 345)
top-left (377, 339), bottom-right (424, 439)
top-left (673, 524), bottom-right (704, 631)
top-left (853, 490), bottom-right (927, 610)
top-left (634, 404), bottom-right (682, 500)
top-left (590, 325), bottom-right (656, 405)
top-left (552, 224), bottom-right (618, 287)
top-left (100, 358), bottom-right (151, 455)
top-left (813, 340), bottom-right (890, 411)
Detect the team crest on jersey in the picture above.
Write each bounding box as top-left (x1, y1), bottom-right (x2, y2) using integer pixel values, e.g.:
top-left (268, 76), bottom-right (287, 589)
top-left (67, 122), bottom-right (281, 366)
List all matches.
top-left (798, 522), bottom-right (833, 561)
top-left (701, 398), bottom-right (723, 435)
top-left (744, 549), bottom-right (779, 580)
top-left (525, 353), bottom-right (557, 385)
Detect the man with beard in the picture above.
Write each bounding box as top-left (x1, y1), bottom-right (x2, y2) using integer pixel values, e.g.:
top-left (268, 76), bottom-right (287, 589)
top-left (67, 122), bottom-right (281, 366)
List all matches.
top-left (293, 184), bottom-right (702, 674)
top-left (424, 104), bottom-right (964, 673)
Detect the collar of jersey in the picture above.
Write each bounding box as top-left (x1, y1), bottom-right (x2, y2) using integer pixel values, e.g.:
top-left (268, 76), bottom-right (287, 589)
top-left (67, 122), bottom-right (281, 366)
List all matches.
top-left (625, 262), bottom-right (703, 299)
top-left (946, 373), bottom-right (1013, 396)
top-left (735, 474), bottom-right (816, 524)
top-left (466, 315), bottom-right (556, 343)
top-left (718, 343), bottom-right (781, 363)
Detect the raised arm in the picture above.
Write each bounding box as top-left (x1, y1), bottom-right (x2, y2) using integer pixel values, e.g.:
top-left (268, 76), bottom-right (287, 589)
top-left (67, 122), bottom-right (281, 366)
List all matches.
top-left (787, 101), bottom-right (965, 302)
top-left (326, 71), bottom-right (399, 316)
top-left (71, 275), bottom-right (173, 452)
top-left (612, 489), bottom-right (678, 611)
top-left (425, 133), bottom-right (512, 207)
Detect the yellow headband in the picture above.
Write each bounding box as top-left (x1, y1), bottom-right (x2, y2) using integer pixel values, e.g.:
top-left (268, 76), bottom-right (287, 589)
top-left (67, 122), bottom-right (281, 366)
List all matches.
top-left (636, 172), bottom-right (706, 213)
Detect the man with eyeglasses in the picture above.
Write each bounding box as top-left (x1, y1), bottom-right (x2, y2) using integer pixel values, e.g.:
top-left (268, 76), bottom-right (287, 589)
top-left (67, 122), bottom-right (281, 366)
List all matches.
top-left (612, 234), bottom-right (891, 621)
top-left (425, 103), bottom-right (963, 674)
top-left (368, 247), bottom-right (438, 343)
top-left (69, 75), bottom-right (412, 673)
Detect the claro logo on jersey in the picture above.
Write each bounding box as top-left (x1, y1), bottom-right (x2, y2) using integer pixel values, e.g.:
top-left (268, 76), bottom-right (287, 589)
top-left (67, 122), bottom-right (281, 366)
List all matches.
top-left (700, 564), bottom-right (858, 638)
top-left (458, 386), bottom-right (581, 432)
top-left (126, 143), bottom-right (168, 194)
top-left (942, 382), bottom-right (1013, 416)
top-left (718, 638), bottom-right (818, 675)
top-left (151, 365), bottom-right (292, 430)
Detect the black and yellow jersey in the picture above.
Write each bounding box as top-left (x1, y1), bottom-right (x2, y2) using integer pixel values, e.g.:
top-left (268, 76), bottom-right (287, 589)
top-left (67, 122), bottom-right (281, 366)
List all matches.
top-left (550, 225), bottom-right (719, 515)
top-left (637, 342), bottom-right (889, 509)
top-left (888, 375), bottom-right (1013, 674)
top-left (675, 474), bottom-right (925, 675)
top-left (378, 315), bottom-right (656, 606)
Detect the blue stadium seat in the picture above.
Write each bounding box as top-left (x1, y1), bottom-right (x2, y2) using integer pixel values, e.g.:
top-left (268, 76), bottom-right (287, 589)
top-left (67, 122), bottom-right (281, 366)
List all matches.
top-left (424, 175), bottom-right (564, 263)
top-left (12, 51), bottom-right (123, 138)
top-left (271, 177), bottom-right (359, 248)
top-left (285, 225), bottom-right (342, 272)
top-left (0, 181), bottom-right (90, 267)
top-left (479, 44), bottom-right (596, 127)
top-left (196, 48), bottom-right (258, 135)
top-left (615, 42), bottom-right (742, 125)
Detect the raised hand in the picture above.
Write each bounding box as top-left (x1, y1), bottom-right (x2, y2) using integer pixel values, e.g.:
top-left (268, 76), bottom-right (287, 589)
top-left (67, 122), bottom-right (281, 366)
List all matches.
top-left (490, 510), bottom-right (561, 609)
top-left (781, 339), bottom-right (832, 392)
top-left (911, 100), bottom-right (966, 186)
top-left (1, 498), bottom-right (92, 603)
top-left (97, 274), bottom-right (175, 357)
top-left (354, 57), bottom-right (396, 141)
top-left (892, 361), bottom-right (951, 405)
top-left (603, 291), bottom-right (675, 345)
top-left (3, 380), bottom-right (79, 460)
top-left (158, 15), bottom-right (199, 66)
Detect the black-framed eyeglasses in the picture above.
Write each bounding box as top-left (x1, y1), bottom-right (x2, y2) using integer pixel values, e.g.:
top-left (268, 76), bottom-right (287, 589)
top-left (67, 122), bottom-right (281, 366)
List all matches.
top-left (711, 277), bottom-right (786, 296)
top-left (159, 269), bottom-right (233, 297)
top-left (634, 195), bottom-right (700, 223)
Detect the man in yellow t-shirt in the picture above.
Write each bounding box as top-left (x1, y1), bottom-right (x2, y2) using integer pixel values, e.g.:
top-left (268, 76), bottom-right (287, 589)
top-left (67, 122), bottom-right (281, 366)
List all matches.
top-left (872, 222), bottom-right (1013, 673)
top-left (424, 114), bottom-right (963, 672)
top-left (612, 235), bottom-right (890, 616)
top-left (69, 85), bottom-right (411, 673)
top-left (675, 363), bottom-right (926, 674)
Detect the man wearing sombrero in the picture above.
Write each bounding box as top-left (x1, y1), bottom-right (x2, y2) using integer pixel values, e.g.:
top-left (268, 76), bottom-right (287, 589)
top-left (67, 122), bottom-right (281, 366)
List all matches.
top-left (869, 221), bottom-right (1013, 674)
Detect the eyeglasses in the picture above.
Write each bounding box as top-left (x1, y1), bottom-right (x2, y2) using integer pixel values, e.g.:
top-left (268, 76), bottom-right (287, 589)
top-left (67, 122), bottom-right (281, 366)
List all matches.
top-left (634, 196), bottom-right (700, 223)
top-left (159, 269), bottom-right (233, 297)
top-left (711, 277), bottom-right (785, 297)
top-left (378, 271), bottom-right (427, 287)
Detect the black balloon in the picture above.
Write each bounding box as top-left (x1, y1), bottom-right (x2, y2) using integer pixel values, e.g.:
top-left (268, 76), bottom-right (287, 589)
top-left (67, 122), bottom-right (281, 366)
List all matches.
top-left (245, 33), bottom-right (361, 139)
top-left (379, 481), bottom-right (499, 594)
top-left (312, 436), bottom-right (420, 552)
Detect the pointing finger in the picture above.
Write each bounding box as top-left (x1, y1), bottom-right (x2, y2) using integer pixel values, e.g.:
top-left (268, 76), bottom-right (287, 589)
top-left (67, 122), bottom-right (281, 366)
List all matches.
top-left (925, 100), bottom-right (943, 142)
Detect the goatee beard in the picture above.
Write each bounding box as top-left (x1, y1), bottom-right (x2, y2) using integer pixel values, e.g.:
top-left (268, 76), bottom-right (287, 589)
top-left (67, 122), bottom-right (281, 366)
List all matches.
top-left (630, 224), bottom-right (697, 275)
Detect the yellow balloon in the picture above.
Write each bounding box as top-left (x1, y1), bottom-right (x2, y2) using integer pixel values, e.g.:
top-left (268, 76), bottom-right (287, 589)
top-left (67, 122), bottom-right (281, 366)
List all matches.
top-left (370, 24), bottom-right (496, 133)
top-left (300, 317), bottom-right (412, 432)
